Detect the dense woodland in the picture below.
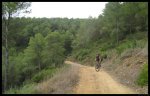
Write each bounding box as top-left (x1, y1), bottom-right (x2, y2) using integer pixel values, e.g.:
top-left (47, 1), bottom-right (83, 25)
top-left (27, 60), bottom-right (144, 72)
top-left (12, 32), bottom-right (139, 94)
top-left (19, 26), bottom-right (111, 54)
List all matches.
top-left (2, 2), bottom-right (148, 93)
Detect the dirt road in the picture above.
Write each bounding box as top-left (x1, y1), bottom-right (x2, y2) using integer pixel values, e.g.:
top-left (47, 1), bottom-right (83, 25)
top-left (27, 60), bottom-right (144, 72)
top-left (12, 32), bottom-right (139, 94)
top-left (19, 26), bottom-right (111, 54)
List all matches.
top-left (65, 61), bottom-right (137, 94)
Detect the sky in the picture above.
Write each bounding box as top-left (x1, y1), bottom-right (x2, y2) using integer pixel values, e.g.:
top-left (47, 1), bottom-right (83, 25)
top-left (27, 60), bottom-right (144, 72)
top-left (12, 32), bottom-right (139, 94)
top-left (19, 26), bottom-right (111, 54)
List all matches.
top-left (21, 2), bottom-right (107, 19)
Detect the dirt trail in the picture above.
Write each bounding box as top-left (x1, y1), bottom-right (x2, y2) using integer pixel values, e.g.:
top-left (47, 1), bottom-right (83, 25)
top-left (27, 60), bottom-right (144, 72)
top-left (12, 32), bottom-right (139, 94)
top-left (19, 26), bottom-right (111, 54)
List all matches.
top-left (65, 61), bottom-right (137, 94)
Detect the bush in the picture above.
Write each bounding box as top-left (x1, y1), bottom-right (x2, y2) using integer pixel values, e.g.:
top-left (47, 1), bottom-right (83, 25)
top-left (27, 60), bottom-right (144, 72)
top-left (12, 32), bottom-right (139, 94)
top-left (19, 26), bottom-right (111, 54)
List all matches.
top-left (5, 87), bottom-right (18, 94)
top-left (100, 42), bottom-right (116, 51)
top-left (32, 68), bottom-right (58, 83)
top-left (5, 83), bottom-right (36, 94)
top-left (5, 64), bottom-right (69, 94)
top-left (75, 49), bottom-right (90, 61)
top-left (18, 83), bottom-right (36, 94)
top-left (133, 32), bottom-right (147, 40)
top-left (136, 39), bottom-right (147, 48)
top-left (77, 49), bottom-right (89, 61)
top-left (116, 40), bottom-right (136, 55)
top-left (32, 72), bottom-right (44, 83)
top-left (136, 63), bottom-right (148, 86)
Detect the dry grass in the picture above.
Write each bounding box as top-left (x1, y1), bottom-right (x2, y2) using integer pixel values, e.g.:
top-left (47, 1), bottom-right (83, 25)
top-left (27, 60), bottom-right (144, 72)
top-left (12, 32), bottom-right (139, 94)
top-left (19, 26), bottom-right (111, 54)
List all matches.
top-left (141, 42), bottom-right (148, 57)
top-left (100, 46), bottom-right (148, 94)
top-left (35, 64), bottom-right (79, 94)
top-left (120, 48), bottom-right (134, 60)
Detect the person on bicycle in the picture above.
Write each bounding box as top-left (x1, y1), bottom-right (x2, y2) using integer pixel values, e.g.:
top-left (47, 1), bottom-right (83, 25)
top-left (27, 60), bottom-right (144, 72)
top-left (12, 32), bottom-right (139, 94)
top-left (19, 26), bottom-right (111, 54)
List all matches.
top-left (95, 53), bottom-right (102, 65)
top-left (95, 53), bottom-right (103, 72)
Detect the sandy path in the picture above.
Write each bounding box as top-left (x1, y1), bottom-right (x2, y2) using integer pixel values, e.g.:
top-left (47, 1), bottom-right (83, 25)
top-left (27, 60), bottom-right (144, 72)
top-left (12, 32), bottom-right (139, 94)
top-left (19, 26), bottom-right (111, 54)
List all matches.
top-left (65, 61), bottom-right (137, 94)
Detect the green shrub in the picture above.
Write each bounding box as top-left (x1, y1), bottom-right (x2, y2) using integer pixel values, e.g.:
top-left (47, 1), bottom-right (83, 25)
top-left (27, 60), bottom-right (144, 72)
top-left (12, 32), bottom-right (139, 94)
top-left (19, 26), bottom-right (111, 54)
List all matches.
top-left (136, 39), bottom-right (147, 48)
top-left (99, 50), bottom-right (107, 59)
top-left (32, 68), bottom-right (57, 83)
top-left (32, 72), bottom-right (44, 83)
top-left (136, 63), bottom-right (148, 86)
top-left (74, 49), bottom-right (90, 61)
top-left (116, 40), bottom-right (136, 55)
top-left (5, 64), bottom-right (69, 94)
top-left (5, 83), bottom-right (36, 94)
top-left (5, 87), bottom-right (18, 94)
top-left (100, 42), bottom-right (116, 51)
top-left (73, 51), bottom-right (80, 59)
top-left (133, 32), bottom-right (147, 40)
top-left (18, 83), bottom-right (36, 94)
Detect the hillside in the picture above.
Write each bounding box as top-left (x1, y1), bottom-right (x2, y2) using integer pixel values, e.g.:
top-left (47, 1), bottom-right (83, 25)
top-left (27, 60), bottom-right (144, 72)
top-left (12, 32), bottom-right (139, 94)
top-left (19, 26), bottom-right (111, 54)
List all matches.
top-left (2, 2), bottom-right (148, 94)
top-left (68, 39), bottom-right (148, 94)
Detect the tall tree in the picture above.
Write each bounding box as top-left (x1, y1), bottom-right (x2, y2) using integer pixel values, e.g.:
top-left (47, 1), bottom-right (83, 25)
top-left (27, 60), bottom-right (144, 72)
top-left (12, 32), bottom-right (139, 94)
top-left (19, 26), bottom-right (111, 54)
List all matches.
top-left (2, 2), bottom-right (31, 91)
top-left (24, 33), bottom-right (45, 71)
top-left (43, 32), bottom-right (65, 67)
top-left (103, 2), bottom-right (122, 45)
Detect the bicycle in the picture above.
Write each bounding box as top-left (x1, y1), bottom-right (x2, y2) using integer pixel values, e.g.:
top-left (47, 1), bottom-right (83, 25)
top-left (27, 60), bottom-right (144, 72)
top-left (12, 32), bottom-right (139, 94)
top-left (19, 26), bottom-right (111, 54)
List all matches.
top-left (95, 62), bottom-right (101, 72)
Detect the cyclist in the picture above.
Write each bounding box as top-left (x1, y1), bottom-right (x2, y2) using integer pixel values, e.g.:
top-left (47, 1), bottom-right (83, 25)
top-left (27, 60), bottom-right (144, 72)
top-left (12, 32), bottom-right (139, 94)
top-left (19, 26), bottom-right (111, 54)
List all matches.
top-left (95, 53), bottom-right (102, 67)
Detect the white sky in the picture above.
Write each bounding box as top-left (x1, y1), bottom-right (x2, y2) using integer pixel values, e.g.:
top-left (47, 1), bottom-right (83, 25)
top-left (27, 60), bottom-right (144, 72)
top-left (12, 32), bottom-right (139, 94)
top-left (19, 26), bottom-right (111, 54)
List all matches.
top-left (22, 2), bottom-right (107, 19)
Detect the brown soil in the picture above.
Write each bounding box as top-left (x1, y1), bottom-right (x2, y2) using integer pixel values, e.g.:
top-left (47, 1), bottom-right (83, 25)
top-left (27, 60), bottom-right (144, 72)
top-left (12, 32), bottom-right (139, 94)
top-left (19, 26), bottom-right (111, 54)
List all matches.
top-left (65, 61), bottom-right (137, 94)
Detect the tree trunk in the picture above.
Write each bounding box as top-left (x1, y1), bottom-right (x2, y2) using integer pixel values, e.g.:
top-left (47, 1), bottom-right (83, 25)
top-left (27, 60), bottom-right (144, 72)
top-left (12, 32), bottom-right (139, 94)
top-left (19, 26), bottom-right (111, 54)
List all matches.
top-left (4, 13), bottom-right (11, 91)
top-left (4, 23), bottom-right (9, 91)
top-left (116, 17), bottom-right (119, 45)
top-left (37, 51), bottom-right (41, 71)
top-left (38, 60), bottom-right (41, 70)
top-left (130, 23), bottom-right (132, 35)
